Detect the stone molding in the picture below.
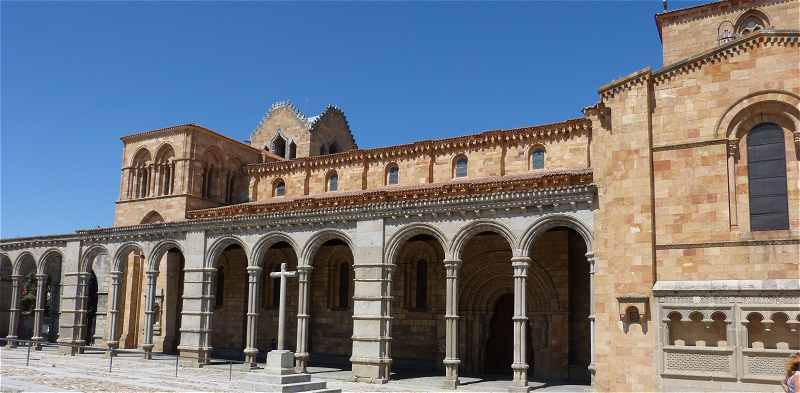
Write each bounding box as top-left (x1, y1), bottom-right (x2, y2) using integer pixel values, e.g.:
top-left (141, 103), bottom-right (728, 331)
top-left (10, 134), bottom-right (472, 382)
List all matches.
top-left (652, 139), bottom-right (728, 152)
top-left (655, 238), bottom-right (800, 250)
top-left (120, 123), bottom-right (261, 154)
top-left (0, 236), bottom-right (68, 251)
top-left (247, 118), bottom-right (591, 174)
top-left (654, 0), bottom-right (790, 32)
top-left (598, 67), bottom-right (651, 100)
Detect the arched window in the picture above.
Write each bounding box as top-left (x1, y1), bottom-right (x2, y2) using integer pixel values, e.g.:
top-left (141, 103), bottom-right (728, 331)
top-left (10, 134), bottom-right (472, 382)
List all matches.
top-left (327, 171), bottom-right (338, 192)
top-left (747, 123), bottom-right (789, 231)
top-left (320, 144), bottom-right (328, 155)
top-left (272, 135), bottom-right (287, 158)
top-left (531, 148), bottom-right (545, 170)
top-left (386, 164), bottom-right (399, 185)
top-left (329, 142), bottom-right (339, 155)
top-left (140, 211), bottom-right (165, 225)
top-left (129, 148), bottom-right (152, 199)
top-left (215, 267), bottom-right (225, 307)
top-left (453, 155), bottom-right (468, 178)
top-left (273, 179), bottom-right (286, 197)
top-left (735, 10), bottom-right (769, 36)
top-left (288, 141), bottom-right (297, 159)
top-left (155, 145), bottom-right (175, 196)
top-left (415, 260), bottom-right (428, 310)
top-left (338, 262), bottom-right (349, 309)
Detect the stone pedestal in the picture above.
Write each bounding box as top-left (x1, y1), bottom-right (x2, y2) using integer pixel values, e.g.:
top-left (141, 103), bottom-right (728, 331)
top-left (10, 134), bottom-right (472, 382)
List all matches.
top-left (266, 350), bottom-right (296, 375)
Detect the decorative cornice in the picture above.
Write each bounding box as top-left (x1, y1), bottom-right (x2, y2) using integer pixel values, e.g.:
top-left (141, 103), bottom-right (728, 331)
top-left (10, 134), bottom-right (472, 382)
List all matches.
top-left (120, 124), bottom-right (261, 154)
top-left (655, 238), bottom-right (800, 250)
top-left (247, 118), bottom-right (591, 175)
top-left (0, 235), bottom-right (71, 251)
top-left (654, 0), bottom-right (789, 38)
top-left (598, 68), bottom-right (652, 100)
top-left (653, 30), bottom-right (799, 84)
top-left (188, 169), bottom-right (593, 220)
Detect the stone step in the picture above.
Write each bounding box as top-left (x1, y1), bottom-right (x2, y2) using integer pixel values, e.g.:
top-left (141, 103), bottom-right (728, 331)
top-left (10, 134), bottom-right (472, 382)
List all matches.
top-left (241, 372), bottom-right (312, 385)
top-left (303, 389), bottom-right (341, 393)
top-left (273, 380), bottom-right (328, 393)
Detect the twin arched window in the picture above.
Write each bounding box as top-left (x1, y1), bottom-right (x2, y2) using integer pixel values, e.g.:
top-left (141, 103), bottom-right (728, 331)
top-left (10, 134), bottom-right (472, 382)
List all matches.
top-left (273, 179), bottom-right (286, 197)
top-left (531, 147), bottom-right (545, 170)
top-left (453, 155), bottom-right (468, 178)
top-left (747, 123), bottom-right (789, 231)
top-left (327, 171), bottom-right (338, 192)
top-left (386, 164), bottom-right (399, 185)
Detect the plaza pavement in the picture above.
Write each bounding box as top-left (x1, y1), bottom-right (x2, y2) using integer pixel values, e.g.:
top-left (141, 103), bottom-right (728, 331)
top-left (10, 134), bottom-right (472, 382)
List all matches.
top-left (0, 345), bottom-right (592, 393)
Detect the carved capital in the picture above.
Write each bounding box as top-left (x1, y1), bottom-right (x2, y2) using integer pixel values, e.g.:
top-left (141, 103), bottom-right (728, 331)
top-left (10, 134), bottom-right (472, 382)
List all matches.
top-left (726, 139), bottom-right (739, 158)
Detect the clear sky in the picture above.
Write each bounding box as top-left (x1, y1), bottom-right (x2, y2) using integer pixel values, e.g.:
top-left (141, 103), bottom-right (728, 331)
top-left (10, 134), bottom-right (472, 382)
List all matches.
top-left (1, 1), bottom-right (705, 238)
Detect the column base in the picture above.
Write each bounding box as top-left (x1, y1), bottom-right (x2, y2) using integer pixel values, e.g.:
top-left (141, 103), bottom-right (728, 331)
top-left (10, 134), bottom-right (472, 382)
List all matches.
top-left (265, 350), bottom-right (295, 375)
top-left (6, 336), bottom-right (18, 348)
top-left (294, 352), bottom-right (309, 373)
top-left (142, 344), bottom-right (154, 359)
top-left (443, 378), bottom-right (460, 390)
top-left (177, 346), bottom-right (210, 367)
top-left (243, 347), bottom-right (259, 370)
top-left (351, 356), bottom-right (390, 384)
top-left (31, 336), bottom-right (43, 351)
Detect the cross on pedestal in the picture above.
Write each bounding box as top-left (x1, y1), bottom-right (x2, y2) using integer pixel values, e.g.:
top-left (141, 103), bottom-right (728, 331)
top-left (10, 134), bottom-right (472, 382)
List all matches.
top-left (266, 262), bottom-right (297, 375)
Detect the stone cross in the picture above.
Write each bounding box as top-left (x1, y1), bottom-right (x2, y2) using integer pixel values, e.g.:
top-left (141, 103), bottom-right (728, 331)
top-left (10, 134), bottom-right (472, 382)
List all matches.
top-left (270, 262), bottom-right (296, 350)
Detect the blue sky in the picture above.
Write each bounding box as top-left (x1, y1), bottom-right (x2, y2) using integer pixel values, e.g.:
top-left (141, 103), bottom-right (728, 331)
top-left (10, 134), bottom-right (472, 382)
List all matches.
top-left (1, 1), bottom-right (704, 238)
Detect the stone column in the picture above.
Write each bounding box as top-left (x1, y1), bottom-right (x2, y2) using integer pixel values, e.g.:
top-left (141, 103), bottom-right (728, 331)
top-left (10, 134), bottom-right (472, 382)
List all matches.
top-left (32, 274), bottom-right (47, 350)
top-left (726, 140), bottom-right (739, 228)
top-left (585, 252), bottom-right (597, 382)
top-left (295, 265), bottom-right (312, 373)
top-left (6, 274), bottom-right (21, 348)
top-left (443, 258), bottom-right (462, 389)
top-left (142, 270), bottom-right (157, 359)
top-left (510, 256), bottom-right (531, 392)
top-left (106, 270), bottom-right (122, 357)
top-left (244, 265), bottom-right (262, 369)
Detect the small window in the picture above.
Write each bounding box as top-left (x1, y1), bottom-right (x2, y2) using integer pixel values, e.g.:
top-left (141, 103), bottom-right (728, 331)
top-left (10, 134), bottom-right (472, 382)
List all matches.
top-left (454, 155), bottom-right (468, 178)
top-left (273, 179), bottom-right (285, 197)
top-left (531, 148), bottom-right (545, 170)
top-left (386, 164), bottom-right (399, 185)
top-left (288, 142), bottom-right (297, 160)
top-left (327, 171), bottom-right (338, 192)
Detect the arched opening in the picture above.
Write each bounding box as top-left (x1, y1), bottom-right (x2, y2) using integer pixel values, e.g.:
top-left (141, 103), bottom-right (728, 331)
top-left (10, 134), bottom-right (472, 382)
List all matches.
top-left (735, 9), bottom-right (769, 36)
top-left (328, 142), bottom-right (339, 155)
top-left (326, 171), bottom-right (339, 192)
top-left (308, 237), bottom-right (354, 370)
top-left (390, 233), bottom-right (445, 379)
top-left (527, 226), bottom-right (591, 384)
top-left (155, 144), bottom-right (175, 196)
top-left (41, 252), bottom-right (63, 343)
top-left (453, 155), bottom-right (468, 178)
top-left (288, 141), bottom-right (297, 160)
top-left (202, 148), bottom-right (223, 201)
top-left (129, 148), bottom-right (152, 199)
top-left (80, 249), bottom-right (109, 349)
top-left (151, 247), bottom-right (185, 355)
top-left (15, 254), bottom-right (37, 341)
top-left (257, 240), bottom-right (298, 358)
top-left (0, 255), bottom-right (12, 339)
top-left (746, 123), bottom-right (789, 231)
top-left (459, 231), bottom-right (515, 377)
top-left (530, 147), bottom-right (546, 170)
top-left (273, 179), bottom-right (286, 197)
top-left (272, 135), bottom-right (287, 158)
top-left (115, 246), bottom-right (147, 349)
top-left (210, 243), bottom-right (248, 359)
top-left (386, 163), bottom-right (399, 186)
top-left (141, 211), bottom-right (165, 225)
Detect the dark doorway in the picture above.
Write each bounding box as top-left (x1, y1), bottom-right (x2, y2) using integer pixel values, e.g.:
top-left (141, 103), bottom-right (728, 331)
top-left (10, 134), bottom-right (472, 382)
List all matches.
top-left (84, 272), bottom-right (99, 345)
top-left (484, 293), bottom-right (514, 374)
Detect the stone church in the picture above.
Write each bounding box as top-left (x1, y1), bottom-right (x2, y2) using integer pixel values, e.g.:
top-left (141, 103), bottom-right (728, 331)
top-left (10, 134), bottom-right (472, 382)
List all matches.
top-left (1, 0), bottom-right (798, 391)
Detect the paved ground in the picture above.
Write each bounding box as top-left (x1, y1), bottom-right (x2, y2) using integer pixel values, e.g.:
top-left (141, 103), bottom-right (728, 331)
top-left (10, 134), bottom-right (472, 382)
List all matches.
top-left (0, 345), bottom-right (593, 392)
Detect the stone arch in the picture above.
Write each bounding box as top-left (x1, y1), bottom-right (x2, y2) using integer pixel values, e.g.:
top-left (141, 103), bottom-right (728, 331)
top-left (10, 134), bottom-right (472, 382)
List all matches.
top-left (130, 147), bottom-right (152, 167)
top-left (140, 211), bottom-right (165, 225)
top-left (300, 229), bottom-right (354, 266)
top-left (155, 143), bottom-right (176, 162)
top-left (448, 220), bottom-right (516, 260)
top-left (734, 8), bottom-right (770, 35)
top-left (385, 223), bottom-right (448, 265)
top-left (12, 252), bottom-right (36, 275)
top-left (518, 214), bottom-right (593, 256)
top-left (37, 248), bottom-right (63, 274)
top-left (206, 236), bottom-right (249, 268)
top-left (251, 232), bottom-right (300, 267)
top-left (715, 90), bottom-right (800, 139)
top-left (460, 260), bottom-right (559, 312)
top-left (112, 242), bottom-right (146, 272)
top-left (80, 244), bottom-right (110, 273)
top-left (148, 240), bottom-right (184, 272)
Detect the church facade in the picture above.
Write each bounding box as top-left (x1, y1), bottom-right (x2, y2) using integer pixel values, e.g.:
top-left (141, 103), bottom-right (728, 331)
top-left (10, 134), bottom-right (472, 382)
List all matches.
top-left (1, 1), bottom-right (799, 391)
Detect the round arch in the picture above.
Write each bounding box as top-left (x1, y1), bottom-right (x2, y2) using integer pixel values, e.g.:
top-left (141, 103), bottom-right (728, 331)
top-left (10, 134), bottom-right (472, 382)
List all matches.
top-left (299, 229), bottom-right (354, 266)
top-left (385, 223), bottom-right (448, 265)
top-left (448, 220), bottom-right (516, 260)
top-left (148, 240), bottom-right (185, 272)
top-left (12, 252), bottom-right (36, 276)
top-left (111, 242), bottom-right (146, 272)
top-left (205, 236), bottom-right (249, 268)
top-left (80, 245), bottom-right (110, 273)
top-left (130, 147), bottom-right (152, 166)
top-left (154, 143), bottom-right (176, 162)
top-left (251, 232), bottom-right (299, 267)
top-left (715, 90), bottom-right (800, 139)
top-left (37, 248), bottom-right (64, 275)
top-left (518, 214), bottom-right (593, 257)
top-left (460, 259), bottom-right (559, 312)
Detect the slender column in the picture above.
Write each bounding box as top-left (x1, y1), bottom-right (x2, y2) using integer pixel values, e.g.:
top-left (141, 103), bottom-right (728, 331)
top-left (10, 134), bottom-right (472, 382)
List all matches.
top-left (142, 270), bottom-right (157, 359)
top-left (169, 162), bottom-right (176, 194)
top-left (510, 256), bottom-right (531, 392)
top-left (726, 140), bottom-right (739, 228)
top-left (243, 265), bottom-right (262, 368)
top-left (31, 274), bottom-right (47, 350)
top-left (106, 271), bottom-right (122, 357)
top-left (295, 265), bottom-right (312, 373)
top-left (443, 259), bottom-right (462, 389)
top-left (586, 252), bottom-right (597, 383)
top-left (6, 275), bottom-right (21, 348)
